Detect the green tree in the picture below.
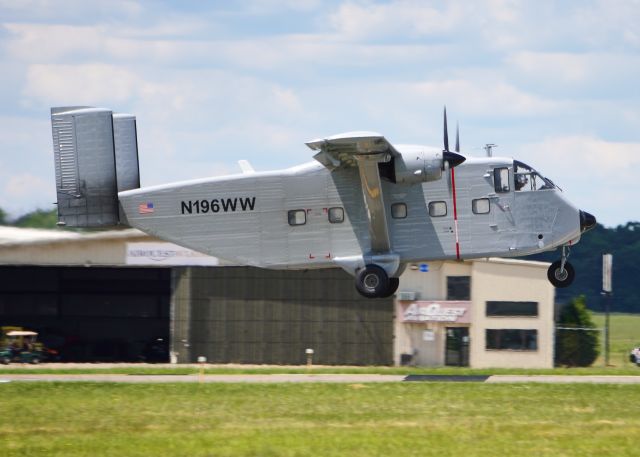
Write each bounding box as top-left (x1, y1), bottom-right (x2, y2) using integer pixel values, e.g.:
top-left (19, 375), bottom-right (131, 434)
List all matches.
top-left (555, 295), bottom-right (599, 367)
top-left (13, 208), bottom-right (58, 229)
top-left (0, 207), bottom-right (7, 225)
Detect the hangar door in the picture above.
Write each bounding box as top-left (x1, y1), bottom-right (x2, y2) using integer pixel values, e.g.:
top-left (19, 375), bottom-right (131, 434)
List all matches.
top-left (0, 266), bottom-right (170, 362)
top-left (173, 266), bottom-right (394, 365)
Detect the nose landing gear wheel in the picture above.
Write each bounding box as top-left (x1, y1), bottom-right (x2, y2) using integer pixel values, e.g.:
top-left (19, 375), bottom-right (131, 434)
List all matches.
top-left (547, 260), bottom-right (575, 288)
top-left (355, 264), bottom-right (390, 298)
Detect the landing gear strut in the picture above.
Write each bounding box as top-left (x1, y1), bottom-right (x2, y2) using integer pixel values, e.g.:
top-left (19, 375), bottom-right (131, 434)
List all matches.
top-left (547, 245), bottom-right (575, 288)
top-left (355, 264), bottom-right (398, 298)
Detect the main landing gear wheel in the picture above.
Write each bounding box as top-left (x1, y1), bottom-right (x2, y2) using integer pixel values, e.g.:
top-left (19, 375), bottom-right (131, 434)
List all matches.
top-left (380, 278), bottom-right (400, 298)
top-left (547, 260), bottom-right (575, 288)
top-left (355, 264), bottom-right (390, 298)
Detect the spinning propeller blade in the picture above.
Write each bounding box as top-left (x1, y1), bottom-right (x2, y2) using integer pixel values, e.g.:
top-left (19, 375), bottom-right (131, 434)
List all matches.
top-left (455, 122), bottom-right (460, 153)
top-left (442, 106), bottom-right (465, 168)
top-left (443, 106), bottom-right (449, 152)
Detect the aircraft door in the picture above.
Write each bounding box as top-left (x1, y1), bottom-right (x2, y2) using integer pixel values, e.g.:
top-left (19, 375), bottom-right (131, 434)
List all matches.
top-left (489, 166), bottom-right (516, 250)
top-left (284, 172), bottom-right (330, 267)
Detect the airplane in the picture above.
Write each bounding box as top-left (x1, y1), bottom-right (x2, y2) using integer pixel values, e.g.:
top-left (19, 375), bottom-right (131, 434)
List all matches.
top-left (49, 106), bottom-right (597, 298)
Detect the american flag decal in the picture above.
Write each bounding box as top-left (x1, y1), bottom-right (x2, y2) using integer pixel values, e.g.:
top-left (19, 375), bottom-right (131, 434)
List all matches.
top-left (138, 202), bottom-right (154, 214)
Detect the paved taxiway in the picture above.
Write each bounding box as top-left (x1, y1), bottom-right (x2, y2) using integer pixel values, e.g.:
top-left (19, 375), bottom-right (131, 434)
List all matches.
top-left (2, 374), bottom-right (640, 384)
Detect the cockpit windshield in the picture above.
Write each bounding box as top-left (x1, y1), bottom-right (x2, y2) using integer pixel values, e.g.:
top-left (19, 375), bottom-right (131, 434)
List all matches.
top-left (513, 160), bottom-right (556, 192)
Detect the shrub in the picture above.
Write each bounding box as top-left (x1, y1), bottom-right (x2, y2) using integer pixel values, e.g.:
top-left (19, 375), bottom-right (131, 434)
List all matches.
top-left (555, 295), bottom-right (599, 366)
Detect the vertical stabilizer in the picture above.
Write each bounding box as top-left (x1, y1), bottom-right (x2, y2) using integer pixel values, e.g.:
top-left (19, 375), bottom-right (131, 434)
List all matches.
top-left (113, 113), bottom-right (140, 192)
top-left (51, 106), bottom-right (141, 227)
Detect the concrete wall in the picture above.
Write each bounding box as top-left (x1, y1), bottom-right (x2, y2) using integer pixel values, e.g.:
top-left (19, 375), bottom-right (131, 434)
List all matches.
top-left (171, 266), bottom-right (394, 365)
top-left (470, 259), bottom-right (554, 368)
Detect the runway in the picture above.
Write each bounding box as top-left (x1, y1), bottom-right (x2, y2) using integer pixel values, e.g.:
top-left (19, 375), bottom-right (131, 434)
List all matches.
top-left (2, 373), bottom-right (640, 384)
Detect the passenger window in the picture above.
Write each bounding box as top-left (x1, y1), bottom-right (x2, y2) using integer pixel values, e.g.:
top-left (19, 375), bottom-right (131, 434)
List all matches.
top-left (391, 203), bottom-right (407, 219)
top-left (494, 168), bottom-right (510, 193)
top-left (328, 207), bottom-right (344, 223)
top-left (472, 198), bottom-right (490, 214)
top-left (288, 209), bottom-right (306, 226)
top-left (428, 201), bottom-right (447, 217)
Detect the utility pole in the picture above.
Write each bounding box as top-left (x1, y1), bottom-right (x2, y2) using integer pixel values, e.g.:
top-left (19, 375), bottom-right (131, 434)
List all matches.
top-left (602, 253), bottom-right (613, 366)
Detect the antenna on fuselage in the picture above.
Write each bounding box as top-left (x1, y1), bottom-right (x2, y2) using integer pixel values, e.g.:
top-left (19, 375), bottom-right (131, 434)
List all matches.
top-left (484, 143), bottom-right (497, 157)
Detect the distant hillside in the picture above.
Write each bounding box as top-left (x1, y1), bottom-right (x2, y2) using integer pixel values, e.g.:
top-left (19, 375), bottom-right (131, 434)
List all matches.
top-left (526, 222), bottom-right (640, 312)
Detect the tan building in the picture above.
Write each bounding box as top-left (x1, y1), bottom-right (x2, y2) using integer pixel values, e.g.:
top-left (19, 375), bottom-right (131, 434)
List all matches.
top-left (394, 258), bottom-right (555, 368)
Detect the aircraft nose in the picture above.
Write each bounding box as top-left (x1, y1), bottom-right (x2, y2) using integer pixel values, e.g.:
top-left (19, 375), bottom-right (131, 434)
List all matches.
top-left (580, 210), bottom-right (597, 233)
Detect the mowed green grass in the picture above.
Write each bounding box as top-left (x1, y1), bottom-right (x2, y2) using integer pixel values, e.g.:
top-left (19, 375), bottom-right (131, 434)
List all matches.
top-left (1, 382), bottom-right (640, 457)
top-left (592, 313), bottom-right (640, 365)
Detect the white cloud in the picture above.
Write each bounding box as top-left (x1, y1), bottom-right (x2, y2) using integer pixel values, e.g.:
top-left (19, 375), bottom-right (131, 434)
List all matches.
top-left (408, 79), bottom-right (560, 117)
top-left (506, 51), bottom-right (640, 92)
top-left (329, 1), bottom-right (464, 40)
top-left (519, 135), bottom-right (640, 178)
top-left (0, 0), bottom-right (143, 22)
top-left (23, 63), bottom-right (151, 104)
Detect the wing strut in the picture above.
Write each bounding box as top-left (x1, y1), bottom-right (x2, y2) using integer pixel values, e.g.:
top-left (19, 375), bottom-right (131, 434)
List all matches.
top-left (355, 153), bottom-right (392, 253)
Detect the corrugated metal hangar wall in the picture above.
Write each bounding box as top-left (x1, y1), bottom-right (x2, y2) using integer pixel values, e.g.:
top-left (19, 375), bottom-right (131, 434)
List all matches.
top-left (172, 267), bottom-right (394, 365)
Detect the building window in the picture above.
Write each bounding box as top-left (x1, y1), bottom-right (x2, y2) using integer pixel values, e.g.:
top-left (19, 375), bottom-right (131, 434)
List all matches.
top-left (328, 207), bottom-right (344, 223)
top-left (486, 301), bottom-right (538, 317)
top-left (447, 276), bottom-right (470, 300)
top-left (486, 329), bottom-right (538, 351)
top-left (494, 168), bottom-right (510, 193)
top-left (428, 201), bottom-right (447, 217)
top-left (391, 203), bottom-right (407, 219)
top-left (472, 198), bottom-right (490, 214)
top-left (288, 209), bottom-right (306, 226)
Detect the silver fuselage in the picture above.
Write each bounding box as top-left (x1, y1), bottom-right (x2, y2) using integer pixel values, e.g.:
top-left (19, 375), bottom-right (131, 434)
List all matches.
top-left (118, 151), bottom-right (581, 272)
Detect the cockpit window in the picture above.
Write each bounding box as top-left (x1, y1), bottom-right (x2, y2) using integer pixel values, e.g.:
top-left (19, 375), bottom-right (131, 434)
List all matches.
top-left (494, 168), bottom-right (510, 193)
top-left (514, 161), bottom-right (555, 192)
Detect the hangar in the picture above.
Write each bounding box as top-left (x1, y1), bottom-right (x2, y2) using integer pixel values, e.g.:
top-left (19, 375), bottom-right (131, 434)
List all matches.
top-left (0, 226), bottom-right (554, 367)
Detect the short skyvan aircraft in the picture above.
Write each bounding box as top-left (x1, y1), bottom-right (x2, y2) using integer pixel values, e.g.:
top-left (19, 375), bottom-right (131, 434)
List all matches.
top-left (50, 106), bottom-right (596, 298)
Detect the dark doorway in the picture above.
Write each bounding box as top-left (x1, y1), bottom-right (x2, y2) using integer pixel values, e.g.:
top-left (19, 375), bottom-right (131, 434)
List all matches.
top-left (445, 327), bottom-right (470, 366)
top-left (0, 266), bottom-right (170, 362)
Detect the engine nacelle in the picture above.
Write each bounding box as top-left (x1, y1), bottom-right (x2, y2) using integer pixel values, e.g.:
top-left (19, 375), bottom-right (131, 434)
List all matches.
top-left (392, 146), bottom-right (444, 184)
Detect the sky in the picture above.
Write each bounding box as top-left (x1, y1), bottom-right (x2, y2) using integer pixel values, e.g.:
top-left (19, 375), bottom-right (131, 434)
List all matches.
top-left (0, 0), bottom-right (638, 227)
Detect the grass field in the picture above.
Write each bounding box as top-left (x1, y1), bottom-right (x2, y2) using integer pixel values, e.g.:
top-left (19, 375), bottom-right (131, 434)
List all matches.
top-left (1, 382), bottom-right (639, 456)
top-left (592, 313), bottom-right (640, 366)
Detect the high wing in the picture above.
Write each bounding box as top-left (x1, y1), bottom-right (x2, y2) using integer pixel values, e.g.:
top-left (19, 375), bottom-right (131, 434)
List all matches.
top-left (305, 131), bottom-right (399, 170)
top-left (306, 131), bottom-right (397, 254)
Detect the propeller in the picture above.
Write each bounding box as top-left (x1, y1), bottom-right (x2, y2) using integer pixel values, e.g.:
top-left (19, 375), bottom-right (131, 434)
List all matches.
top-left (443, 106), bottom-right (449, 153)
top-left (442, 106), bottom-right (465, 169)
